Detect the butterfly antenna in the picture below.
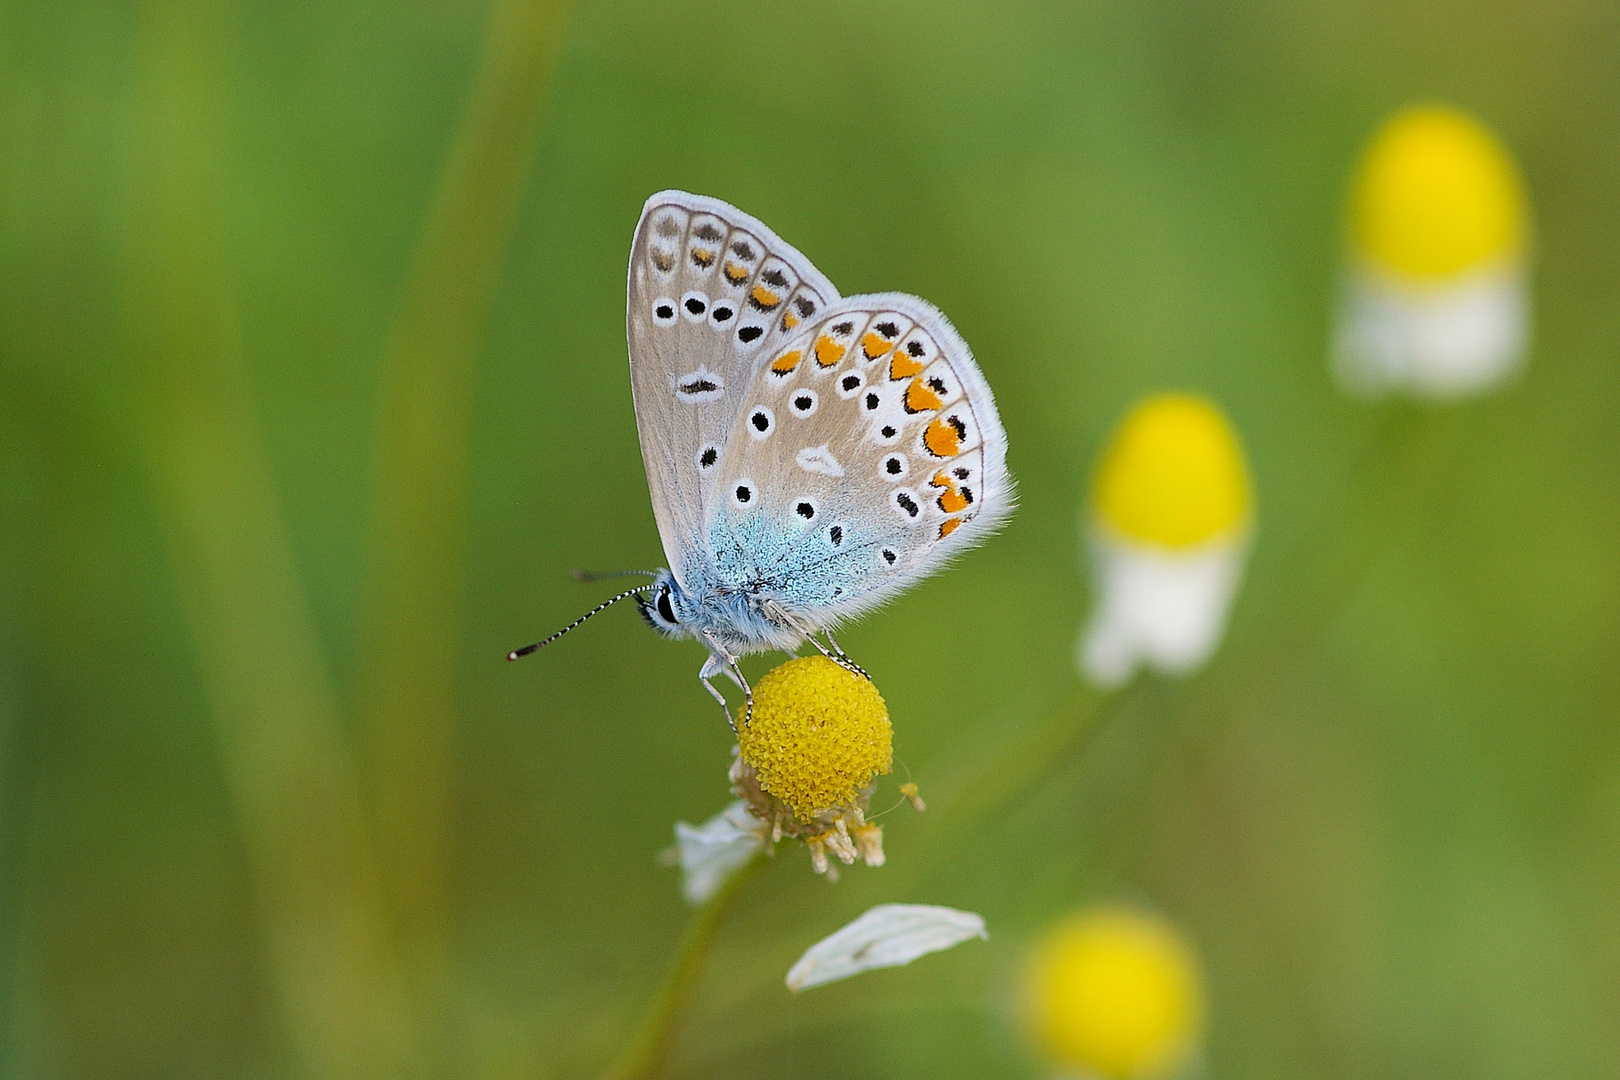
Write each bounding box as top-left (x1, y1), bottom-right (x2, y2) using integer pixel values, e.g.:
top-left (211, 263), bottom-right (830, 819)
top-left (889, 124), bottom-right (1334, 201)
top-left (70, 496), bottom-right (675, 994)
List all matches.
top-left (571, 569), bottom-right (659, 582)
top-left (507, 586), bottom-right (650, 661)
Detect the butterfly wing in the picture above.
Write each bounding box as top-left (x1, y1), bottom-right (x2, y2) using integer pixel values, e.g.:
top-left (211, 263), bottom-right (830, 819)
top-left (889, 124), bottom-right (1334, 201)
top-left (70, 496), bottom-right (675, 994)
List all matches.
top-left (705, 293), bottom-right (1012, 625)
top-left (627, 192), bottom-right (840, 586)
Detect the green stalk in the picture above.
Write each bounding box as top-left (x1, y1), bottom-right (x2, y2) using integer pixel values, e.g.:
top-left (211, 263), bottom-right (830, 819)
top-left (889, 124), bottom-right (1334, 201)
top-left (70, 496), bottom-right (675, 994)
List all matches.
top-left (350, 0), bottom-right (574, 1027)
top-left (600, 857), bottom-right (766, 1080)
top-left (120, 2), bottom-right (413, 1076)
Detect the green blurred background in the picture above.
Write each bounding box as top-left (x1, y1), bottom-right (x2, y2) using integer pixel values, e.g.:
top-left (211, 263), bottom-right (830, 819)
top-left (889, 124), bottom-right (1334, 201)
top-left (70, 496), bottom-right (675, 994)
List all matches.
top-left (4, 0), bottom-right (1620, 1076)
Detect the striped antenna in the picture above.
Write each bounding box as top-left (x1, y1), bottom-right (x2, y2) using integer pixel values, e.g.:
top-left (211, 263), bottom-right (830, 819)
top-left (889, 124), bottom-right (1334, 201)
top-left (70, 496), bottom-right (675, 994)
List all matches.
top-left (507, 586), bottom-right (650, 660)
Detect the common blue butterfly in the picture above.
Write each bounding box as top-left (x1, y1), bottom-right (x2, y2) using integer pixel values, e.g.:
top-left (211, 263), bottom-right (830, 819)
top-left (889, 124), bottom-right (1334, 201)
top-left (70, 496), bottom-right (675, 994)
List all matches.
top-left (512, 192), bottom-right (1013, 726)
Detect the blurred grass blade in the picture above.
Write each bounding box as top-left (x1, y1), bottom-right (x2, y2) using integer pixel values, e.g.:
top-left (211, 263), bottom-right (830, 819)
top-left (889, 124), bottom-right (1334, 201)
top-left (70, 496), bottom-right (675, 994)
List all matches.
top-left (351, 0), bottom-right (574, 981)
top-left (119, 2), bottom-right (415, 1076)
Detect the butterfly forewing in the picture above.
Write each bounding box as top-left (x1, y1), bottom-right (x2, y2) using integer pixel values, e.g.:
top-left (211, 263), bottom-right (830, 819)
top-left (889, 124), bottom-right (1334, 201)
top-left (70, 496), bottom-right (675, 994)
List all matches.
top-left (706, 292), bottom-right (1012, 623)
top-left (627, 192), bottom-right (838, 586)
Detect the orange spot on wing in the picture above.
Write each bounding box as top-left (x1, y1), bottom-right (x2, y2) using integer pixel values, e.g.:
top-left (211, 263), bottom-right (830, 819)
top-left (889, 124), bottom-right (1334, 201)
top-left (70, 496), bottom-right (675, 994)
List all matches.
top-left (905, 377), bottom-right (945, 413)
top-left (929, 471), bottom-right (953, 488)
top-left (724, 262), bottom-right (749, 284)
top-left (782, 311), bottom-right (799, 330)
top-left (815, 335), bottom-right (846, 367)
top-left (750, 284), bottom-right (781, 309)
top-left (888, 352), bottom-right (926, 380)
top-left (862, 333), bottom-right (892, 360)
top-left (938, 487), bottom-right (971, 514)
top-left (938, 517), bottom-right (962, 539)
top-left (924, 416), bottom-right (964, 457)
top-left (771, 350), bottom-right (803, 375)
top-left (692, 248), bottom-right (716, 267)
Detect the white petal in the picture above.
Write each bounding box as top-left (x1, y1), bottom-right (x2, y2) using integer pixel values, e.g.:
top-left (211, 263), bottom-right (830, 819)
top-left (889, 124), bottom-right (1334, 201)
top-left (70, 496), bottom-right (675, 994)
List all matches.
top-left (785, 904), bottom-right (988, 992)
top-left (672, 801), bottom-right (763, 905)
top-left (1080, 531), bottom-right (1246, 688)
top-left (1333, 259), bottom-right (1529, 399)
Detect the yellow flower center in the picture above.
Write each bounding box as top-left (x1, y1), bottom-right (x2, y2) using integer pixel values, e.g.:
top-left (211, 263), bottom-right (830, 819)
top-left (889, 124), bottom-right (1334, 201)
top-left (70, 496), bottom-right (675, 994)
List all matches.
top-left (1350, 104), bottom-right (1529, 279)
top-left (737, 657), bottom-right (892, 822)
top-left (1093, 393), bottom-right (1252, 548)
top-left (1026, 908), bottom-right (1204, 1080)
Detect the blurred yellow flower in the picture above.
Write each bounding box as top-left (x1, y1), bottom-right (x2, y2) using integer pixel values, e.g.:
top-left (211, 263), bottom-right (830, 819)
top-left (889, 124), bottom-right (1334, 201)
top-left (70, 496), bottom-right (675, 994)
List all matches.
top-left (1093, 394), bottom-right (1252, 549)
top-left (1351, 105), bottom-right (1528, 279)
top-left (1025, 906), bottom-right (1205, 1080)
top-left (1335, 103), bottom-right (1533, 397)
top-left (729, 656), bottom-right (900, 877)
top-left (1080, 394), bottom-right (1252, 687)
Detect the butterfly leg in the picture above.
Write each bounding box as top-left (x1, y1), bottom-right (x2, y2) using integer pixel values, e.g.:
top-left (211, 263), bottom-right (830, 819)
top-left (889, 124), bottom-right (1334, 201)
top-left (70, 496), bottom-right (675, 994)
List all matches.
top-left (822, 628), bottom-right (869, 680)
top-left (763, 601), bottom-right (869, 681)
top-left (699, 637), bottom-right (755, 734)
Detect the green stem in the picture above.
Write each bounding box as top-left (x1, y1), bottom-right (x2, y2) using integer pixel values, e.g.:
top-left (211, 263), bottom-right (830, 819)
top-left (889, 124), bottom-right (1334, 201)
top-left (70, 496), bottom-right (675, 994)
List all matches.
top-left (350, 0), bottom-right (574, 1029)
top-left (600, 857), bottom-right (765, 1080)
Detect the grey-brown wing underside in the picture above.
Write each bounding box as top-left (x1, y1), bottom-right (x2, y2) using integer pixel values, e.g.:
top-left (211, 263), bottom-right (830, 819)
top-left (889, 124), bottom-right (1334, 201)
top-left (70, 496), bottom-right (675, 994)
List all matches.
top-left (705, 293), bottom-right (1013, 624)
top-left (627, 191), bottom-right (839, 586)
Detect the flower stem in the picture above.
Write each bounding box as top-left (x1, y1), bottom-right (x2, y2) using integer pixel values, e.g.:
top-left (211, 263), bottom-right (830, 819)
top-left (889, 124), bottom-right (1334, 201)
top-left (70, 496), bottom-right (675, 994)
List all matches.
top-left (600, 855), bottom-right (765, 1080)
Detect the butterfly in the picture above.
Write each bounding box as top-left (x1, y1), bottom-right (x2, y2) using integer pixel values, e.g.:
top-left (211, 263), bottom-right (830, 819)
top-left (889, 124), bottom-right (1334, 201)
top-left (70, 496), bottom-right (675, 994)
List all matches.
top-left (511, 192), bottom-right (1013, 727)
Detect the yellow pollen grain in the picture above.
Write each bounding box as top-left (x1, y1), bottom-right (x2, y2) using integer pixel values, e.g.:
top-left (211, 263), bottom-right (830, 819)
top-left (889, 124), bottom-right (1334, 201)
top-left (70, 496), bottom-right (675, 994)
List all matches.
top-left (1026, 907), bottom-right (1204, 1080)
top-left (1093, 393), bottom-right (1251, 548)
top-left (737, 656), bottom-right (892, 823)
top-left (1350, 104), bottom-right (1529, 279)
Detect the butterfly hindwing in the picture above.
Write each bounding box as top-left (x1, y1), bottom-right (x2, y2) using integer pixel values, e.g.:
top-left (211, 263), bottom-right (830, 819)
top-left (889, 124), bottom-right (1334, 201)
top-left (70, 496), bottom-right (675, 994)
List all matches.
top-left (627, 192), bottom-right (839, 586)
top-left (705, 293), bottom-right (1012, 623)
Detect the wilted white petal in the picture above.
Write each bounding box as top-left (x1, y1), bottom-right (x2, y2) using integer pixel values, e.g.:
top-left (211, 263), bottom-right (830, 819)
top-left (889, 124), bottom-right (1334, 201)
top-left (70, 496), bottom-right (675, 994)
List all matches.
top-left (1080, 532), bottom-right (1246, 688)
top-left (673, 801), bottom-right (763, 905)
top-left (785, 904), bottom-right (988, 992)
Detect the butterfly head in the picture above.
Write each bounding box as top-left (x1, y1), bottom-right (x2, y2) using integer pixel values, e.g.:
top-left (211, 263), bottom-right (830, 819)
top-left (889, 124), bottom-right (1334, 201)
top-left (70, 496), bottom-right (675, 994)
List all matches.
top-left (636, 568), bottom-right (695, 639)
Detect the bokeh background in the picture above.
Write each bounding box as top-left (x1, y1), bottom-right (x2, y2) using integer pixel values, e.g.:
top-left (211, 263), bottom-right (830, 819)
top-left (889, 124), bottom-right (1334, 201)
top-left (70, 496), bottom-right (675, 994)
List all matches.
top-left (4, 0), bottom-right (1620, 1077)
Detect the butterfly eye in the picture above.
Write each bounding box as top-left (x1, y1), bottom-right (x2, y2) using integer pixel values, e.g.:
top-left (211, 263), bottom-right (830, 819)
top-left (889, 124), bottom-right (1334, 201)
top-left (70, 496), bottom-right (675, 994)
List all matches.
top-left (655, 586), bottom-right (677, 624)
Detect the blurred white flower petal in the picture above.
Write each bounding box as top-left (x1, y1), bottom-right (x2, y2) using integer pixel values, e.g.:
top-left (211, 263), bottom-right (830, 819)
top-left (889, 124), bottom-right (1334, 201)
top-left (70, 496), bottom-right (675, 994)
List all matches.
top-left (672, 800), bottom-right (763, 905)
top-left (785, 903), bottom-right (987, 993)
top-left (1335, 260), bottom-right (1528, 398)
top-left (1081, 531), bottom-right (1247, 688)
